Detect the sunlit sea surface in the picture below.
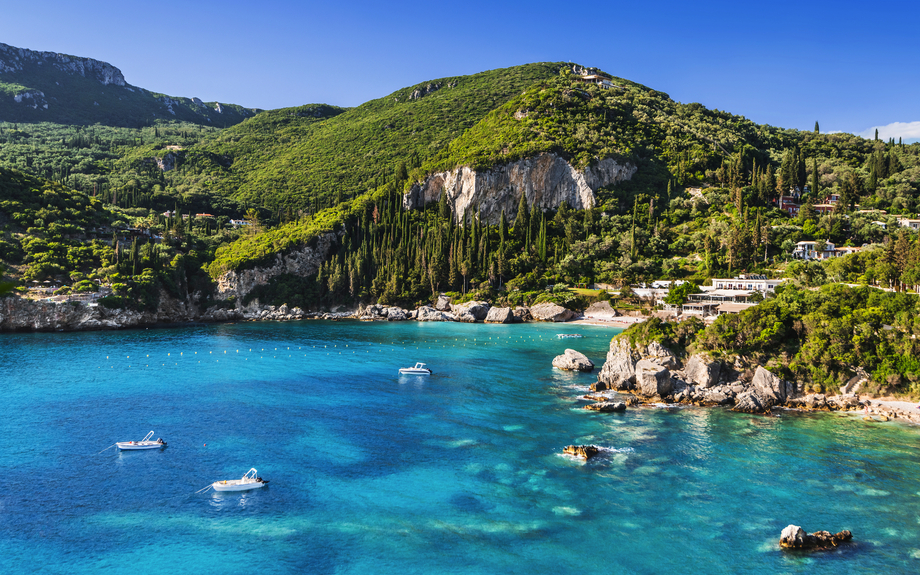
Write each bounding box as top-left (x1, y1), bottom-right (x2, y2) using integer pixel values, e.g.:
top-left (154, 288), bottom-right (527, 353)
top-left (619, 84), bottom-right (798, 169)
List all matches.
top-left (2, 320), bottom-right (920, 574)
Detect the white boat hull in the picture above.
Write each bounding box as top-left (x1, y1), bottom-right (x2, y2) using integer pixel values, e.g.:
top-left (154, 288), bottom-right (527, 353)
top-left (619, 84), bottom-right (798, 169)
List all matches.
top-left (117, 441), bottom-right (165, 450)
top-left (212, 480), bottom-right (267, 492)
top-left (399, 369), bottom-right (431, 375)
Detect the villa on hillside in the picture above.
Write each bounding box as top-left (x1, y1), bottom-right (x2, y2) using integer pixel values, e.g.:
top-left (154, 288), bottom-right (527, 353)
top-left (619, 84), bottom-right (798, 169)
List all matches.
top-left (897, 217), bottom-right (920, 230)
top-left (571, 65), bottom-right (617, 89)
top-left (791, 241), bottom-right (862, 260)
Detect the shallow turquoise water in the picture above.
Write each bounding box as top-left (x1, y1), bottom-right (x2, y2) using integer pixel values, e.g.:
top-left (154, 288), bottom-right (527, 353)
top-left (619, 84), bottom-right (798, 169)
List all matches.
top-left (2, 320), bottom-right (920, 574)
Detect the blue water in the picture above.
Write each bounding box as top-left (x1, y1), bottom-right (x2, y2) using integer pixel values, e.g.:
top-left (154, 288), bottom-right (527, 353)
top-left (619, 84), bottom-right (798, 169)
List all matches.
top-left (2, 321), bottom-right (920, 574)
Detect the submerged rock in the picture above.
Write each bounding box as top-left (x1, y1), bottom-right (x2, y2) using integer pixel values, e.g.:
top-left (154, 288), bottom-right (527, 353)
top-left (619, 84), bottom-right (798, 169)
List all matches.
top-left (779, 525), bottom-right (853, 550)
top-left (552, 349), bottom-right (595, 372)
top-left (563, 445), bottom-right (600, 460)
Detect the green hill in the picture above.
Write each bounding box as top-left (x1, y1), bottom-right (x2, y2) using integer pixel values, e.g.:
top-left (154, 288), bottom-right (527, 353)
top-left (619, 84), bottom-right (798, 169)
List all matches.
top-left (0, 42), bottom-right (259, 127)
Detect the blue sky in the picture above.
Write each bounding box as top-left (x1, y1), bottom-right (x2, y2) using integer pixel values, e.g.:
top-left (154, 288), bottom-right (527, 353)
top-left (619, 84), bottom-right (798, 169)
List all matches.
top-left (3, 0), bottom-right (918, 140)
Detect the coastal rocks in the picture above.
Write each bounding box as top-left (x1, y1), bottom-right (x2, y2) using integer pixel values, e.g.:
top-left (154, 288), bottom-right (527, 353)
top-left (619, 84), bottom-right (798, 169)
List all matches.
top-left (402, 152), bottom-right (636, 225)
top-left (451, 301), bottom-right (490, 321)
top-left (682, 354), bottom-right (722, 388)
top-left (779, 525), bottom-right (853, 550)
top-left (584, 401), bottom-right (626, 412)
top-left (359, 304), bottom-right (409, 321)
top-left (645, 341), bottom-right (679, 369)
top-left (415, 306), bottom-right (455, 322)
top-left (592, 339), bottom-right (638, 392)
top-left (485, 306), bottom-right (514, 324)
top-left (563, 445), bottom-right (600, 460)
top-left (635, 359), bottom-right (672, 397)
top-left (552, 349), bottom-right (594, 372)
top-left (435, 294), bottom-right (451, 311)
top-left (752, 366), bottom-right (795, 403)
top-left (512, 306), bottom-right (532, 323)
top-left (530, 302), bottom-right (575, 322)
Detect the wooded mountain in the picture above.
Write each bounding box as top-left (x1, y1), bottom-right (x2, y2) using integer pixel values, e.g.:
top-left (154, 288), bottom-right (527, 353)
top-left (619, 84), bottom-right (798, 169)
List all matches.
top-left (0, 42), bottom-right (259, 127)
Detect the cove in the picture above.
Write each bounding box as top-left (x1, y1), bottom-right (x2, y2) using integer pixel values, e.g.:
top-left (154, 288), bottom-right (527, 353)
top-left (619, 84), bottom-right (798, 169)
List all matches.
top-left (1, 320), bottom-right (919, 574)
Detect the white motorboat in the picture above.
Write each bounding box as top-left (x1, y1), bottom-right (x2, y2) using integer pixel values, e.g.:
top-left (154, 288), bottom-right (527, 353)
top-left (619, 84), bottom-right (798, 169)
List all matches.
top-left (557, 333), bottom-right (584, 339)
top-left (116, 431), bottom-right (167, 450)
top-left (212, 468), bottom-right (269, 492)
top-left (399, 362), bottom-right (432, 375)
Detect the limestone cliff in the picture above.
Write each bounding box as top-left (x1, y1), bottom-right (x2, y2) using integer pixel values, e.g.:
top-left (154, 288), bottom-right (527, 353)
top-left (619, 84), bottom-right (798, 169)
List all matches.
top-left (214, 232), bottom-right (340, 302)
top-left (403, 153), bottom-right (635, 223)
top-left (0, 42), bottom-right (125, 86)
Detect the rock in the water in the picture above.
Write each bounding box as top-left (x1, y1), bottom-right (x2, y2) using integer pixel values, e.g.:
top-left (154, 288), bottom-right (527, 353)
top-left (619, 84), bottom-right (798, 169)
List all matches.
top-left (733, 389), bottom-right (772, 413)
top-left (563, 445), bottom-right (600, 460)
top-left (592, 339), bottom-right (637, 392)
top-left (779, 525), bottom-right (853, 550)
top-left (484, 306), bottom-right (514, 324)
top-left (385, 307), bottom-right (408, 321)
top-left (552, 349), bottom-right (595, 372)
top-left (584, 401), bottom-right (626, 412)
top-left (456, 311), bottom-right (478, 323)
top-left (635, 359), bottom-right (671, 397)
top-left (530, 302), bottom-right (575, 322)
top-left (682, 354), bottom-right (722, 388)
top-left (415, 306), bottom-right (455, 322)
top-left (435, 294), bottom-right (451, 311)
top-left (450, 300), bottom-right (490, 321)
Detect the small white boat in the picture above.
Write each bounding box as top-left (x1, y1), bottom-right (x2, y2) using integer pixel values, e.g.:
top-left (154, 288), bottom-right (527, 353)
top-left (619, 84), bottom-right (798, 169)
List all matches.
top-left (116, 431), bottom-right (167, 450)
top-left (399, 362), bottom-right (432, 375)
top-left (557, 333), bottom-right (584, 339)
top-left (212, 468), bottom-right (269, 492)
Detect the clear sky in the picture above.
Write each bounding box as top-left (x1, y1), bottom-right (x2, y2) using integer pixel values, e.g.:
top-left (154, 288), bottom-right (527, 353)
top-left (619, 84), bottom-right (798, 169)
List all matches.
top-left (2, 0), bottom-right (918, 141)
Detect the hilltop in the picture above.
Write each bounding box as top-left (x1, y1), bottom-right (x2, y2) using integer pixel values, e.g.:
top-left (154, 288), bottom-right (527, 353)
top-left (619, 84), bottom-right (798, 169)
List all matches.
top-left (0, 42), bottom-right (259, 127)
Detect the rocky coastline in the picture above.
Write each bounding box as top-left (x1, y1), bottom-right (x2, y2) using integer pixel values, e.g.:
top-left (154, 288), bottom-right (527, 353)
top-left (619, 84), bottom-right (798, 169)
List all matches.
top-left (583, 336), bottom-right (920, 425)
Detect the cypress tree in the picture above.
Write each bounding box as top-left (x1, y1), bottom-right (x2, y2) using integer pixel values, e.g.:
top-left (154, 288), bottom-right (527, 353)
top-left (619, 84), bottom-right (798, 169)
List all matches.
top-left (499, 209), bottom-right (508, 246)
top-left (875, 128), bottom-right (879, 141)
top-left (811, 157), bottom-right (819, 196)
top-left (814, 121), bottom-right (819, 134)
top-left (438, 189), bottom-right (450, 220)
top-left (513, 193), bottom-right (529, 240)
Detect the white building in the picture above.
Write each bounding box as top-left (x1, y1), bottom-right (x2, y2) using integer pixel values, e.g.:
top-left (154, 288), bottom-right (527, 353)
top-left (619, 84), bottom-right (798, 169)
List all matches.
top-left (792, 241), bottom-right (837, 260)
top-left (709, 275), bottom-right (783, 292)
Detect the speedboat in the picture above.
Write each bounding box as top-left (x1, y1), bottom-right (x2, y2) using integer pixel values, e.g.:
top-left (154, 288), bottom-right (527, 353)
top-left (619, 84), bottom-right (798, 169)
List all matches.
top-left (212, 468), bottom-right (269, 492)
top-left (116, 431), bottom-right (166, 450)
top-left (557, 334), bottom-right (584, 339)
top-left (399, 362), bottom-right (432, 375)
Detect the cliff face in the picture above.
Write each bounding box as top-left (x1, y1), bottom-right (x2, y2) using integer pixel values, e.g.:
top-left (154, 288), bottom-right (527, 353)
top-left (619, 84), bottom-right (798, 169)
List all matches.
top-left (214, 231), bottom-right (340, 302)
top-left (403, 153), bottom-right (636, 223)
top-left (0, 42), bottom-right (125, 86)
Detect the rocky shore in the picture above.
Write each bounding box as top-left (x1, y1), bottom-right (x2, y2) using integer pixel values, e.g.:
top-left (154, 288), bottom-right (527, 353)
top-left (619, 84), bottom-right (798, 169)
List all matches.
top-left (0, 293), bottom-right (578, 332)
top-left (587, 337), bottom-right (920, 425)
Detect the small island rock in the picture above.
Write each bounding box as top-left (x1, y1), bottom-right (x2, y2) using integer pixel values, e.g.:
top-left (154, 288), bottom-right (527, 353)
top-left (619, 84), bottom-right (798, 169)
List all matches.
top-left (584, 401), bottom-right (626, 412)
top-left (779, 525), bottom-right (853, 550)
top-left (552, 349), bottom-right (595, 372)
top-left (563, 445), bottom-right (600, 460)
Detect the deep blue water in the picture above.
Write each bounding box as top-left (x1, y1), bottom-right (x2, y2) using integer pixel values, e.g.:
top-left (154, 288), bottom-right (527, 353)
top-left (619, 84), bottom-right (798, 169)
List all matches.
top-left (2, 320), bottom-right (920, 574)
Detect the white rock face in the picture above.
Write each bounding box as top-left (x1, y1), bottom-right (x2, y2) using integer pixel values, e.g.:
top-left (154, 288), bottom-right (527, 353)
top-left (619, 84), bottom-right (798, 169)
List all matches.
top-left (552, 349), bottom-right (594, 372)
top-left (484, 306), bottom-right (513, 324)
top-left (214, 232), bottom-right (339, 303)
top-left (682, 354), bottom-right (722, 388)
top-left (752, 366), bottom-right (795, 403)
top-left (450, 301), bottom-right (490, 321)
top-left (435, 294), bottom-right (451, 311)
top-left (530, 302), bottom-right (574, 322)
top-left (635, 359), bottom-right (671, 397)
top-left (593, 339), bottom-right (638, 391)
top-left (415, 306), bottom-right (455, 322)
top-left (403, 153), bottom-right (636, 224)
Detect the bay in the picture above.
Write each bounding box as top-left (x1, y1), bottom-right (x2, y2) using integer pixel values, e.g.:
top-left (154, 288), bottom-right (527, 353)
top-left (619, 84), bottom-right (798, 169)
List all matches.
top-left (1, 320), bottom-right (919, 574)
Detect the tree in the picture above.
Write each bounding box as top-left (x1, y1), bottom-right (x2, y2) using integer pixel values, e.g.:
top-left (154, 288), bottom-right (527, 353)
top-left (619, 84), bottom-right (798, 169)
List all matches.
top-left (810, 157), bottom-right (819, 197)
top-left (513, 193), bottom-right (529, 241)
top-left (814, 121), bottom-right (820, 134)
top-left (663, 281), bottom-right (698, 306)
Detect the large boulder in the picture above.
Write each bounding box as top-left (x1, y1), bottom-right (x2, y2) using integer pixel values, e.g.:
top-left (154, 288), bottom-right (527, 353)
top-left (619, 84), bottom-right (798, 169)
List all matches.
top-left (416, 306), bottom-right (455, 322)
top-left (456, 311), bottom-right (478, 323)
top-left (733, 389), bottom-right (772, 413)
top-left (683, 354), bottom-right (722, 388)
top-left (645, 341), bottom-right (679, 369)
top-left (583, 300), bottom-right (618, 319)
top-left (530, 302), bottom-right (575, 322)
top-left (635, 359), bottom-right (671, 397)
top-left (592, 339), bottom-right (637, 392)
top-left (779, 525), bottom-right (853, 550)
top-left (752, 366), bottom-right (795, 403)
top-left (385, 307), bottom-right (408, 321)
top-left (563, 445), bottom-right (600, 460)
top-left (552, 349), bottom-right (595, 372)
top-left (584, 401), bottom-right (626, 412)
top-left (484, 306), bottom-right (514, 324)
top-left (512, 306), bottom-right (532, 323)
top-left (435, 294), bottom-right (451, 311)
top-left (450, 301), bottom-right (490, 321)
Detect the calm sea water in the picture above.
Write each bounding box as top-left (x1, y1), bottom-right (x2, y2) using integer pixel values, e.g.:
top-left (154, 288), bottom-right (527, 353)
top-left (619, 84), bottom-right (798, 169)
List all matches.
top-left (2, 320), bottom-right (920, 574)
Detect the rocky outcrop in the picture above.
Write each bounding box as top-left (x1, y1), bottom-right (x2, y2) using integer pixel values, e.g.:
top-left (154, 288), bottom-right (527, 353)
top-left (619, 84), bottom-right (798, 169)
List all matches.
top-left (635, 359), bottom-right (671, 397)
top-left (359, 304), bottom-right (409, 321)
top-left (779, 525), bottom-right (853, 550)
top-left (552, 349), bottom-right (594, 372)
top-left (512, 306), bottom-right (532, 323)
top-left (681, 354), bottom-right (722, 388)
top-left (450, 301), bottom-right (490, 321)
top-left (415, 306), bottom-right (455, 322)
top-left (563, 445), bottom-right (600, 460)
top-left (530, 302), bottom-right (575, 322)
top-left (484, 306), bottom-right (514, 324)
top-left (435, 294), bottom-right (451, 311)
top-left (592, 339), bottom-right (638, 392)
top-left (0, 42), bottom-right (126, 86)
top-left (214, 232), bottom-right (339, 303)
top-left (584, 401), bottom-right (626, 412)
top-left (403, 153), bottom-right (636, 224)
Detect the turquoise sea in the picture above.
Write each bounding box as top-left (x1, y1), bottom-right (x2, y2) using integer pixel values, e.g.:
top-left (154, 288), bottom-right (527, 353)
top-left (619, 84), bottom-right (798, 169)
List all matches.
top-left (2, 320), bottom-right (920, 574)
